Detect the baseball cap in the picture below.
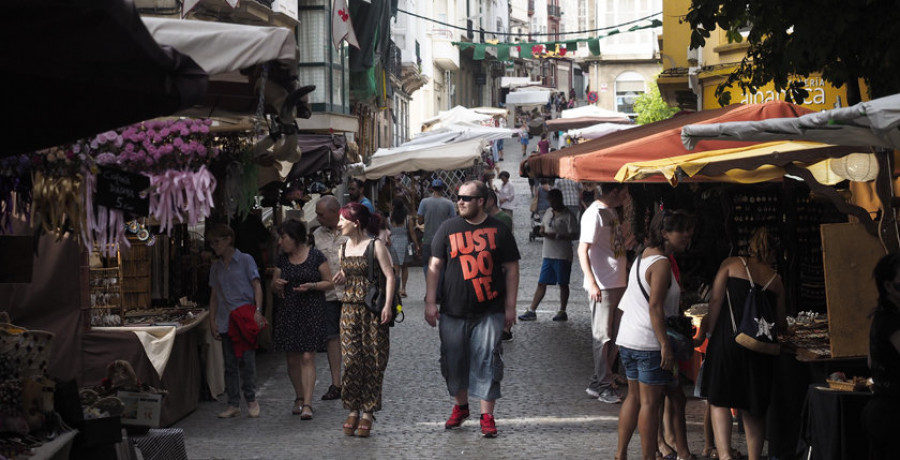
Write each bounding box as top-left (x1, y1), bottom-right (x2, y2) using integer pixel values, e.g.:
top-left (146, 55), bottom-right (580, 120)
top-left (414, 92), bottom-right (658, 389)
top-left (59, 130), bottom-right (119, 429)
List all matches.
top-left (431, 179), bottom-right (446, 189)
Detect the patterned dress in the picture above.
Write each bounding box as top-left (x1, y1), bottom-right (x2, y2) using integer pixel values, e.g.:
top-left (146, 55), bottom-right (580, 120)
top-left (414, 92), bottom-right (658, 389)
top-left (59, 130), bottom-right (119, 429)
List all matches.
top-left (272, 249), bottom-right (327, 353)
top-left (340, 244), bottom-right (390, 413)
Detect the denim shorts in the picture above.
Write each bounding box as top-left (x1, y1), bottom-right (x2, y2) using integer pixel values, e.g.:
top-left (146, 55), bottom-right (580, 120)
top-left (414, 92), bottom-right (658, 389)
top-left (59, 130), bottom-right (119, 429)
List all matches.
top-left (438, 312), bottom-right (505, 401)
top-left (537, 258), bottom-right (572, 285)
top-left (619, 346), bottom-right (674, 386)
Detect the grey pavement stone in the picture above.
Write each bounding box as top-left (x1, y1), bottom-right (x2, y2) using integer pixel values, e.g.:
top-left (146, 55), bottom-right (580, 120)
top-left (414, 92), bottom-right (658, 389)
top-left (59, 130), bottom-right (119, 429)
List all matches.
top-left (178, 159), bottom-right (748, 459)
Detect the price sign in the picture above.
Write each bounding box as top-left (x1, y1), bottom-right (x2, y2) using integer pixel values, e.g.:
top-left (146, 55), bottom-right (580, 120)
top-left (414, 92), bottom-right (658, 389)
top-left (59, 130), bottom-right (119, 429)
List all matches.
top-left (95, 166), bottom-right (150, 215)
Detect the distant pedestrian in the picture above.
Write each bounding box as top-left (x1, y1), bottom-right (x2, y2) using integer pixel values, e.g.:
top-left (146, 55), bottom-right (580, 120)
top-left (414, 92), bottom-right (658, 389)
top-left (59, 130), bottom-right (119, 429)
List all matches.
top-left (496, 171), bottom-right (515, 219)
top-left (519, 189), bottom-right (579, 322)
top-left (554, 178), bottom-right (582, 219)
top-left (538, 133), bottom-right (550, 154)
top-left (520, 125), bottom-right (530, 156)
top-left (425, 180), bottom-right (520, 438)
top-left (579, 183), bottom-right (630, 404)
top-left (347, 178), bottom-right (375, 214)
top-left (389, 198), bottom-right (418, 297)
top-left (417, 179), bottom-right (457, 278)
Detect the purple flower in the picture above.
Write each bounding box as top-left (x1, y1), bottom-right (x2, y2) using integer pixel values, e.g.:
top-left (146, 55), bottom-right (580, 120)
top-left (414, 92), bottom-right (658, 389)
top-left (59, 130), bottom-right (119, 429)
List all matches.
top-left (124, 143), bottom-right (134, 153)
top-left (96, 153), bottom-right (117, 165)
top-left (199, 125), bottom-right (210, 134)
top-left (90, 139), bottom-right (99, 150)
top-left (72, 144), bottom-right (81, 154)
top-left (153, 135), bottom-right (163, 144)
top-left (197, 145), bottom-right (207, 157)
top-left (160, 128), bottom-right (170, 137)
top-left (180, 128), bottom-right (190, 136)
top-left (190, 124), bottom-right (200, 133)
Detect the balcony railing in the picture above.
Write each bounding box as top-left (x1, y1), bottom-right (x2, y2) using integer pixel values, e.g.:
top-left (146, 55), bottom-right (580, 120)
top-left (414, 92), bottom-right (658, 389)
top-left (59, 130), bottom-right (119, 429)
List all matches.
top-left (547, 4), bottom-right (560, 17)
top-left (389, 41), bottom-right (402, 81)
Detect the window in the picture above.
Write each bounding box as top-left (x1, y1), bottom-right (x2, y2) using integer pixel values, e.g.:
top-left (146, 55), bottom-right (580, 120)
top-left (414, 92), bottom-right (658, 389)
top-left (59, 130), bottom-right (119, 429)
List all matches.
top-left (615, 71), bottom-right (645, 115)
top-left (298, 0), bottom-right (350, 113)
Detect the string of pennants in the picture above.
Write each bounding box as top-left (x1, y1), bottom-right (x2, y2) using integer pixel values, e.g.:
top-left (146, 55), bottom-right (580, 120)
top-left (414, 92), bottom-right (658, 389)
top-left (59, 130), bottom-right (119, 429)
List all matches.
top-left (453, 19), bottom-right (662, 61)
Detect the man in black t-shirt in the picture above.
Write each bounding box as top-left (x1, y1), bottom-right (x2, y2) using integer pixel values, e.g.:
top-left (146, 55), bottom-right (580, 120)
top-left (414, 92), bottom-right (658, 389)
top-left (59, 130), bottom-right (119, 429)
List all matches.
top-left (425, 180), bottom-right (520, 438)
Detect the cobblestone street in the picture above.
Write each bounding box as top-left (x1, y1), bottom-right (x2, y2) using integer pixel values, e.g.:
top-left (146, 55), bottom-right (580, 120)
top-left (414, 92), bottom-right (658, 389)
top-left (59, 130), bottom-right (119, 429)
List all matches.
top-left (179, 156), bottom-right (744, 459)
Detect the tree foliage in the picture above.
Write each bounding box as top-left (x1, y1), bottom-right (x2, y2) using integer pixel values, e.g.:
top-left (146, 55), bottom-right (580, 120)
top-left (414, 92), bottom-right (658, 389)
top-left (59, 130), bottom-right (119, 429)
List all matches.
top-left (633, 83), bottom-right (679, 125)
top-left (685, 0), bottom-right (900, 106)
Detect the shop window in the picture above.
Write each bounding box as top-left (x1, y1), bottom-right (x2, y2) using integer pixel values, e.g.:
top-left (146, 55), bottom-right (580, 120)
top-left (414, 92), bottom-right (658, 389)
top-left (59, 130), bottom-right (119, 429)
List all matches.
top-left (615, 71), bottom-right (645, 115)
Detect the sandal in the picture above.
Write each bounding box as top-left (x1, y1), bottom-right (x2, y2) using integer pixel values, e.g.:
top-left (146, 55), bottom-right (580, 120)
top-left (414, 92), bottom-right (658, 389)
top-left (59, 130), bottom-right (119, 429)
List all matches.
top-left (342, 413), bottom-right (359, 436)
top-left (291, 397), bottom-right (303, 415)
top-left (300, 404), bottom-right (314, 420)
top-left (399, 290), bottom-right (407, 298)
top-left (701, 448), bottom-right (716, 459)
top-left (355, 414), bottom-right (375, 437)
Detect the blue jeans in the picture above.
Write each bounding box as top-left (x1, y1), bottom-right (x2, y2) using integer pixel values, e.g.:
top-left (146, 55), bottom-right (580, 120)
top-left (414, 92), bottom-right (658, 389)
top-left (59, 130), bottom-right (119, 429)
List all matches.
top-left (439, 312), bottom-right (505, 401)
top-left (221, 335), bottom-right (257, 407)
top-left (619, 346), bottom-right (674, 386)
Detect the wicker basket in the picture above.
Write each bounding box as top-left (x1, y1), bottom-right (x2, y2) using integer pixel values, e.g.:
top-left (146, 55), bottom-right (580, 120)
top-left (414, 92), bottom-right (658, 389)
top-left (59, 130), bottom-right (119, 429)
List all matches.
top-left (826, 378), bottom-right (868, 392)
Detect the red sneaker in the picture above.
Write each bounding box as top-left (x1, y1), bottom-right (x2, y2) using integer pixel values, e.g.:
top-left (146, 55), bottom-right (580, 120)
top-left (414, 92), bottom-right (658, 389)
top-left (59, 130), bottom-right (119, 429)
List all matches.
top-left (480, 413), bottom-right (498, 437)
top-left (444, 404), bottom-right (470, 429)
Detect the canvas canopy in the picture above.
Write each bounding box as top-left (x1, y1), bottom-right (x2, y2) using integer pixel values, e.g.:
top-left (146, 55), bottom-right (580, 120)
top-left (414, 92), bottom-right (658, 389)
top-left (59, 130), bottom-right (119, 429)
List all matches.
top-left (682, 93), bottom-right (900, 151)
top-left (359, 138), bottom-right (485, 179)
top-left (568, 123), bottom-right (635, 140)
top-left (560, 105), bottom-right (630, 120)
top-left (615, 141), bottom-right (861, 186)
top-left (506, 90), bottom-right (554, 105)
top-left (523, 102), bottom-right (813, 180)
top-left (422, 106), bottom-right (494, 131)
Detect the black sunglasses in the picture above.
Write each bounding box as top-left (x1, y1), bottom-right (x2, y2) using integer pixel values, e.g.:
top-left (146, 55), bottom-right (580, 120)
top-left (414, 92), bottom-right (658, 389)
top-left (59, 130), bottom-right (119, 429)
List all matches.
top-left (457, 195), bottom-right (483, 202)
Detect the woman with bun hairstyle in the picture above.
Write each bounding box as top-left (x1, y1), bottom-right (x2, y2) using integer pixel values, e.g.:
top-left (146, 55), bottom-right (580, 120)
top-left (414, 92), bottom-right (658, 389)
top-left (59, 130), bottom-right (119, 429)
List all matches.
top-left (332, 202), bottom-right (396, 437)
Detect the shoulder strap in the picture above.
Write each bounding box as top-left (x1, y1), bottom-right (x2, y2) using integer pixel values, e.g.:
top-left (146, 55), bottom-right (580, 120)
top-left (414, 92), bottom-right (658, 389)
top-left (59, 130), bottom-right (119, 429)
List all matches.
top-left (740, 257), bottom-right (754, 285)
top-left (725, 288), bottom-right (738, 334)
top-left (636, 256), bottom-right (649, 301)
top-left (366, 238), bottom-right (377, 282)
top-left (761, 271), bottom-right (778, 291)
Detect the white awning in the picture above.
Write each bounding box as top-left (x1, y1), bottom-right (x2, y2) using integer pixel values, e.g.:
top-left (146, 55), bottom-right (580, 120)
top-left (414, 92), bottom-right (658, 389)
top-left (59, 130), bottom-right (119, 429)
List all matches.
top-left (506, 90), bottom-right (553, 105)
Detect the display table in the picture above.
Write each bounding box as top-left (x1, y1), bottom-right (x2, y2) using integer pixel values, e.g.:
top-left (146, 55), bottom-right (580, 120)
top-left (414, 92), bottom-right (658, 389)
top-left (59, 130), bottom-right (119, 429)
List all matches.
top-left (131, 428), bottom-right (188, 460)
top-left (81, 312), bottom-right (210, 426)
top-left (29, 430), bottom-right (78, 460)
top-left (767, 353), bottom-right (868, 459)
top-left (799, 385), bottom-right (872, 460)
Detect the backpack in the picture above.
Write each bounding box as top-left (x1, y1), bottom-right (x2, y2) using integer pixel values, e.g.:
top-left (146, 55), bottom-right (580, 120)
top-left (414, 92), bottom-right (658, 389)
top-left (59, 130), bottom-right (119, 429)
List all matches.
top-left (726, 257), bottom-right (780, 355)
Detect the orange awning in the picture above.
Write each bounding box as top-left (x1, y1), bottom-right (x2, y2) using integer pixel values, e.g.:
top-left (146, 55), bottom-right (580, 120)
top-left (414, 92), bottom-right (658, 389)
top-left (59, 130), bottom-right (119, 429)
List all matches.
top-left (521, 101), bottom-right (815, 182)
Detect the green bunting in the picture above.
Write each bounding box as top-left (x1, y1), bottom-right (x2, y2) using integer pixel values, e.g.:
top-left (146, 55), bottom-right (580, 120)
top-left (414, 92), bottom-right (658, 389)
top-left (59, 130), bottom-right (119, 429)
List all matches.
top-left (450, 19), bottom-right (659, 60)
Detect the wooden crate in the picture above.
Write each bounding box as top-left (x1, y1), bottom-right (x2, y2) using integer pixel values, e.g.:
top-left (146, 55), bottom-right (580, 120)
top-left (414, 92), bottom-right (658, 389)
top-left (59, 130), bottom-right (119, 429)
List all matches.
top-left (119, 239), bottom-right (152, 310)
top-left (821, 222), bottom-right (885, 358)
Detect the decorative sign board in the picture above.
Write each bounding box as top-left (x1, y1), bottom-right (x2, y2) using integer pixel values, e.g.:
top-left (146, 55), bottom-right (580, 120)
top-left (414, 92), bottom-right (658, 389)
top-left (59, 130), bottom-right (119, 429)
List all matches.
top-left (96, 167), bottom-right (150, 215)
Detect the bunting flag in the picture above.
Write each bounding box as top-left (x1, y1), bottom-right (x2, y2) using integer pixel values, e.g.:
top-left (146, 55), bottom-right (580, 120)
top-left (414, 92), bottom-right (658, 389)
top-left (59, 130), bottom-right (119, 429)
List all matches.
top-left (452, 18), bottom-right (661, 61)
top-left (332, 0), bottom-right (359, 50)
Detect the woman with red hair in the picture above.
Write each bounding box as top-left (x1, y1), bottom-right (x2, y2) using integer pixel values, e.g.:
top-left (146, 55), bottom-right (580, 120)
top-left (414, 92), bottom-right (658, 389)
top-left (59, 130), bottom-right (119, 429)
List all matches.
top-left (333, 202), bottom-right (396, 437)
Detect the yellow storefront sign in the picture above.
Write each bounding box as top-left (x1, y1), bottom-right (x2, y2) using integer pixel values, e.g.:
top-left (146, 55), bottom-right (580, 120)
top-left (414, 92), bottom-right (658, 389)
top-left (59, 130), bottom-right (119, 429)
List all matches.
top-left (702, 74), bottom-right (848, 112)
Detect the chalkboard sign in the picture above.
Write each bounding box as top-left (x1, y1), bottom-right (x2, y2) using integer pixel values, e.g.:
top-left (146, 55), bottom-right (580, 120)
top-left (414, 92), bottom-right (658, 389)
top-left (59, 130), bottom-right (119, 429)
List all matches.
top-left (96, 166), bottom-right (150, 215)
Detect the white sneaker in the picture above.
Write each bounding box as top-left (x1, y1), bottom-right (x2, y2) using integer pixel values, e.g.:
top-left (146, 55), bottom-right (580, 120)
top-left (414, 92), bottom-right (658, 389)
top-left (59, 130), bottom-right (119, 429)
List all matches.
top-left (597, 388), bottom-right (622, 404)
top-left (585, 388), bottom-right (600, 398)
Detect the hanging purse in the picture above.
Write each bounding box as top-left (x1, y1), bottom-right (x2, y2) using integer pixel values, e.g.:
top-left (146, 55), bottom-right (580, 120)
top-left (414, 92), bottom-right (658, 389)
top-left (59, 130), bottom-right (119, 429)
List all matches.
top-left (363, 238), bottom-right (404, 325)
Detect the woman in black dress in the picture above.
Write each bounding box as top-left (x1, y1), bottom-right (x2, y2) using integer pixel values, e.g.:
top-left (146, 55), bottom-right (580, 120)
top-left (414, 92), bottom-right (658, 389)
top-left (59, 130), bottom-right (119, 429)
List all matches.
top-left (701, 227), bottom-right (786, 460)
top-left (271, 220), bottom-right (333, 419)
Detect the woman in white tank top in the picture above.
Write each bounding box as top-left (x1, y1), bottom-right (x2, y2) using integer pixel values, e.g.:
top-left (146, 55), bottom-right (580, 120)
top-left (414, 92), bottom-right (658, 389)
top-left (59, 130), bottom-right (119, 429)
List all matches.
top-left (614, 209), bottom-right (695, 460)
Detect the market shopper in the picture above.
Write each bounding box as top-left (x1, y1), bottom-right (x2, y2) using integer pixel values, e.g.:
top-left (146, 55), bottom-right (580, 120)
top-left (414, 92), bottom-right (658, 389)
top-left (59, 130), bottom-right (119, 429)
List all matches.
top-left (862, 253), bottom-right (900, 459)
top-left (389, 198), bottom-right (418, 297)
top-left (579, 183), bottom-right (629, 404)
top-left (207, 224), bottom-right (264, 419)
top-left (615, 210), bottom-right (695, 460)
top-left (519, 189), bottom-right (579, 322)
top-left (333, 203), bottom-right (395, 437)
top-left (312, 195), bottom-right (347, 401)
top-left (701, 227), bottom-right (786, 460)
top-left (425, 180), bottom-right (520, 438)
top-left (495, 171), bottom-right (515, 220)
top-left (347, 178), bottom-right (375, 214)
top-left (417, 179), bottom-right (456, 278)
top-left (271, 220), bottom-right (332, 419)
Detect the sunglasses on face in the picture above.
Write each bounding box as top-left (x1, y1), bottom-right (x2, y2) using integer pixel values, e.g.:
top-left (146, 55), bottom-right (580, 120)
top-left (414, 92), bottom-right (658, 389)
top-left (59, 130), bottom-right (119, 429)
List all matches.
top-left (457, 195), bottom-right (483, 202)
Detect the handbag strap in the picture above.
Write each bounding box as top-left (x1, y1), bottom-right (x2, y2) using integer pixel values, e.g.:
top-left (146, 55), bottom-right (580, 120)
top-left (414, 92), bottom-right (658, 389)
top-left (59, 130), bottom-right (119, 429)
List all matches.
top-left (636, 255), bottom-right (649, 301)
top-left (725, 288), bottom-right (738, 335)
top-left (366, 237), bottom-right (377, 284)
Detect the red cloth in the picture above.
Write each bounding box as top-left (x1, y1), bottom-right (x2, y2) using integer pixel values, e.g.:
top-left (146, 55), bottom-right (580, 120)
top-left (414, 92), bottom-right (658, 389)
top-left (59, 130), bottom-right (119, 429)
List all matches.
top-left (228, 304), bottom-right (260, 358)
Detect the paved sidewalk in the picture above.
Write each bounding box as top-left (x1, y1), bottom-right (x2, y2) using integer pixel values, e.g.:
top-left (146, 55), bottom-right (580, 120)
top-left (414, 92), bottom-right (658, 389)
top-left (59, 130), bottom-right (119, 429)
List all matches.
top-left (178, 159), bottom-right (747, 459)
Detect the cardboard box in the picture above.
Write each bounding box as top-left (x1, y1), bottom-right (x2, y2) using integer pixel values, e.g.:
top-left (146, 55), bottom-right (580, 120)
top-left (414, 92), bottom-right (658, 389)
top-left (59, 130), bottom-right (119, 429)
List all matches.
top-left (117, 391), bottom-right (163, 427)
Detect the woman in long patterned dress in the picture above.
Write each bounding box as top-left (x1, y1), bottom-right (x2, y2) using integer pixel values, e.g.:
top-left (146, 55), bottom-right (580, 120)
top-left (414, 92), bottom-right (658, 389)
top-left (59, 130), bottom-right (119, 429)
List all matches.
top-left (333, 202), bottom-right (396, 437)
top-left (271, 220), bottom-right (333, 419)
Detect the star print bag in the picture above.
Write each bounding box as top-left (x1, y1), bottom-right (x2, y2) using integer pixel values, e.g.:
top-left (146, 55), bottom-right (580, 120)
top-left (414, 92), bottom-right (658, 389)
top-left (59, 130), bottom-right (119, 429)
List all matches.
top-left (726, 257), bottom-right (780, 355)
